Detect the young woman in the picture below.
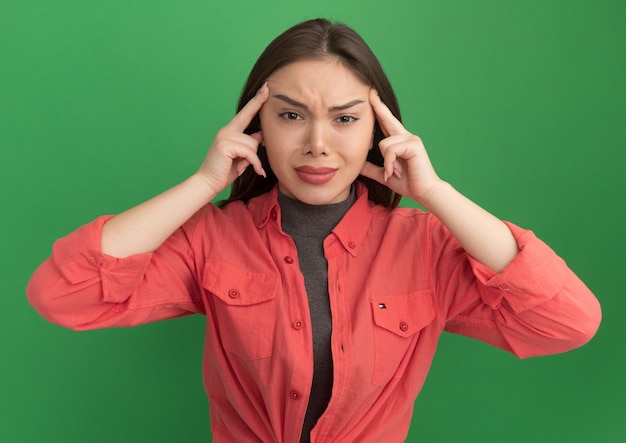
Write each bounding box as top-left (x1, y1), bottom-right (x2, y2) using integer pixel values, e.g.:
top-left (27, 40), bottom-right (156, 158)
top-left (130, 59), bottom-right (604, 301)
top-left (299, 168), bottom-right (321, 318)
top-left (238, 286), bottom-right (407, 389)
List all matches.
top-left (27, 18), bottom-right (601, 443)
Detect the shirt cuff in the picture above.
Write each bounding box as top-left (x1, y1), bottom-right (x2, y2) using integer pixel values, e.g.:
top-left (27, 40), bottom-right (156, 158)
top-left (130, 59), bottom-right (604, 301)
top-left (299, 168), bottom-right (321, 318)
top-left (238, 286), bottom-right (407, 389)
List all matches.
top-left (467, 221), bottom-right (569, 313)
top-left (52, 215), bottom-right (153, 303)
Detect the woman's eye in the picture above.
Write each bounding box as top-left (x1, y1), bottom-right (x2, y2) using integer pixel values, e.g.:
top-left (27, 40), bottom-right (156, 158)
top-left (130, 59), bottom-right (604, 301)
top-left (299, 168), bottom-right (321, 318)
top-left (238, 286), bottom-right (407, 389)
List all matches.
top-left (336, 115), bottom-right (358, 124)
top-left (280, 112), bottom-right (302, 121)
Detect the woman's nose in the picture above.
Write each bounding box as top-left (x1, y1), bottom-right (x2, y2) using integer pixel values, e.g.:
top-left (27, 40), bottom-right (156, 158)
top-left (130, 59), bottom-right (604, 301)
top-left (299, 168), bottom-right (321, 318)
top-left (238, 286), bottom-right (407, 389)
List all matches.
top-left (302, 121), bottom-right (329, 156)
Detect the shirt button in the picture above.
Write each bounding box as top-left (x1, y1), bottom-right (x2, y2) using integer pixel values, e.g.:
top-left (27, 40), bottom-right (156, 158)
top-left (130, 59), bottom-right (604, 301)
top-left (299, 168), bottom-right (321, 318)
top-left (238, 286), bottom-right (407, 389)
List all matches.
top-left (271, 210), bottom-right (278, 220)
top-left (292, 320), bottom-right (303, 330)
top-left (284, 256), bottom-right (294, 264)
top-left (228, 289), bottom-right (240, 299)
top-left (289, 390), bottom-right (301, 400)
top-left (399, 321), bottom-right (409, 332)
top-left (348, 241), bottom-right (356, 249)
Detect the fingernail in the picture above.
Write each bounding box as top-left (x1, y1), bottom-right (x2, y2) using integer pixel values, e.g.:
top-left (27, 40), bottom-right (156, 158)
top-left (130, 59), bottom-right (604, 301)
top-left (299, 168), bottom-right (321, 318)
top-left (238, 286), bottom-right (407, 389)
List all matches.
top-left (260, 168), bottom-right (267, 178)
top-left (257, 81), bottom-right (268, 95)
top-left (394, 168), bottom-right (402, 179)
top-left (238, 168), bottom-right (246, 177)
top-left (383, 171), bottom-right (388, 183)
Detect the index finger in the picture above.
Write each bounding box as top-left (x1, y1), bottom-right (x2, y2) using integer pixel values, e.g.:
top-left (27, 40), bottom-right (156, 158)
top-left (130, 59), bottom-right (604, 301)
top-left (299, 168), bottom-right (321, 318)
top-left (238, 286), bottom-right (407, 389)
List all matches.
top-left (369, 88), bottom-right (407, 136)
top-left (227, 81), bottom-right (270, 133)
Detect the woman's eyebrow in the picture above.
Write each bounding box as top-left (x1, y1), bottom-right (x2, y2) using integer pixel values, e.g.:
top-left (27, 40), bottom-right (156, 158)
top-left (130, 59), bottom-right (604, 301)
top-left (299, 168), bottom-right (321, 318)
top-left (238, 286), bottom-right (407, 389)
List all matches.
top-left (272, 94), bottom-right (365, 112)
top-left (329, 99), bottom-right (365, 112)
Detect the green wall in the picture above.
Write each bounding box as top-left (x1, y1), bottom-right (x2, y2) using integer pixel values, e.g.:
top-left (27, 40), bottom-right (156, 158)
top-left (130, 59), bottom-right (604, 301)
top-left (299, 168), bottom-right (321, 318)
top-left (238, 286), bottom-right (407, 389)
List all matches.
top-left (2, 1), bottom-right (624, 441)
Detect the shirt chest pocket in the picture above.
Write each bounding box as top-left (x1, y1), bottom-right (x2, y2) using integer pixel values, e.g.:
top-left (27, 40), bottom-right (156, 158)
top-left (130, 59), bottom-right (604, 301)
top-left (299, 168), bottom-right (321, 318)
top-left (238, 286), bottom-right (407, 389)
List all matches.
top-left (370, 289), bottom-right (436, 386)
top-left (202, 260), bottom-right (279, 360)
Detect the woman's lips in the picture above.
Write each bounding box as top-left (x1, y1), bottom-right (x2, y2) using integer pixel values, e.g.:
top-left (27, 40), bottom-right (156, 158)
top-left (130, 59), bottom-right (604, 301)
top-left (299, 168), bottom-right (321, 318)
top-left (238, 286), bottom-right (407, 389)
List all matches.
top-left (294, 166), bottom-right (338, 184)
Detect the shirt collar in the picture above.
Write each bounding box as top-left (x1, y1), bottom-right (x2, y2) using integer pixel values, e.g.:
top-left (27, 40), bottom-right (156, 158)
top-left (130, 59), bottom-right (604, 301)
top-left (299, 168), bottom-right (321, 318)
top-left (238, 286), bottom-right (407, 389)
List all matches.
top-left (250, 186), bottom-right (281, 230)
top-left (249, 182), bottom-right (374, 257)
top-left (331, 182), bottom-right (372, 257)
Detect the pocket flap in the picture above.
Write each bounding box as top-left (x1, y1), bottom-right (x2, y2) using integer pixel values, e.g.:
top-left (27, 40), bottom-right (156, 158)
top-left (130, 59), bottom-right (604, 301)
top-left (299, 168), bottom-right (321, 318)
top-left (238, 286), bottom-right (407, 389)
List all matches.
top-left (370, 290), bottom-right (435, 338)
top-left (202, 259), bottom-right (279, 306)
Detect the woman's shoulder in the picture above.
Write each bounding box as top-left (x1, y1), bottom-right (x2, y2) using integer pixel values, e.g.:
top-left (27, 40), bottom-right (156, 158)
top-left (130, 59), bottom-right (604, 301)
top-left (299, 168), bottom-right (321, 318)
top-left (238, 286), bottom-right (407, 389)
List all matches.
top-left (187, 193), bottom-right (273, 236)
top-left (370, 201), bottom-right (432, 222)
top-left (363, 202), bottom-right (439, 243)
top-left (190, 199), bottom-right (253, 225)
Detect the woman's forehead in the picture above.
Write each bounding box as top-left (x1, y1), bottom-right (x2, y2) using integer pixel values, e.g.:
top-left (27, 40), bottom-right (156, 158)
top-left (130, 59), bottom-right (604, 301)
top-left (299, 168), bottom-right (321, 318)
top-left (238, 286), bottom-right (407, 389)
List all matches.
top-left (267, 59), bottom-right (370, 108)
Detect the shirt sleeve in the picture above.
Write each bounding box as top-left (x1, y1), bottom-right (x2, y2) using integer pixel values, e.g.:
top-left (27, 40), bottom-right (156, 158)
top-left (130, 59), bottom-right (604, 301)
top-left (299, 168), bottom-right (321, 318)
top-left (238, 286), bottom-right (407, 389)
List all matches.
top-left (431, 218), bottom-right (602, 358)
top-left (26, 215), bottom-right (205, 330)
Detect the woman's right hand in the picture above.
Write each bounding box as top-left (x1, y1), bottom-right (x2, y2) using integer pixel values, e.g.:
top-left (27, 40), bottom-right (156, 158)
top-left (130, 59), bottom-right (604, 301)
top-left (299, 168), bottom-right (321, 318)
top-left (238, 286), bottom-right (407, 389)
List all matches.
top-left (196, 82), bottom-right (270, 195)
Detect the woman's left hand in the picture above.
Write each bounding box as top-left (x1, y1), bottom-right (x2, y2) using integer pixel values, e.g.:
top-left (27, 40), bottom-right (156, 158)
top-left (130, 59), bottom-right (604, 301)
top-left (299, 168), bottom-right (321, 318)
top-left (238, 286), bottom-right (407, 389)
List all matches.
top-left (360, 89), bottom-right (442, 206)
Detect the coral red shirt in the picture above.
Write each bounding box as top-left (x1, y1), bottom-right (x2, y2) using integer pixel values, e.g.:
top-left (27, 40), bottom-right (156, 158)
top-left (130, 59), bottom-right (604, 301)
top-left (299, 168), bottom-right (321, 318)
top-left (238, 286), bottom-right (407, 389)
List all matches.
top-left (27, 183), bottom-right (601, 442)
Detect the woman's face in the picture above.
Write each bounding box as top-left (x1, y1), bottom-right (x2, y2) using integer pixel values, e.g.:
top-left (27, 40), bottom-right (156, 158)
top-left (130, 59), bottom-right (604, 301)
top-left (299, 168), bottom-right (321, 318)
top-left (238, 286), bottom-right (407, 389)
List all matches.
top-left (259, 58), bottom-right (375, 205)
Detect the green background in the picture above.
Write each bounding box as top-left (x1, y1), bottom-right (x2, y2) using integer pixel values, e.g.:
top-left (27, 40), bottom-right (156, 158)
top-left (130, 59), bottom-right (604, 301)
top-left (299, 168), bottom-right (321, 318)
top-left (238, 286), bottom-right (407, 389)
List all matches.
top-left (2, 1), bottom-right (624, 442)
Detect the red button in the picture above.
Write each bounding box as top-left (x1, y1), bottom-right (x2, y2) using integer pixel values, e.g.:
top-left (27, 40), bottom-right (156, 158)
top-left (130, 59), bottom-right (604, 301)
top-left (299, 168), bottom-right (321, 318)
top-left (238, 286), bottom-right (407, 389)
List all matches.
top-left (271, 210), bottom-right (278, 220)
top-left (289, 390), bottom-right (301, 400)
top-left (348, 241), bottom-right (356, 249)
top-left (399, 321), bottom-right (409, 332)
top-left (293, 320), bottom-right (303, 330)
top-left (228, 289), bottom-right (240, 299)
top-left (284, 256), bottom-right (294, 264)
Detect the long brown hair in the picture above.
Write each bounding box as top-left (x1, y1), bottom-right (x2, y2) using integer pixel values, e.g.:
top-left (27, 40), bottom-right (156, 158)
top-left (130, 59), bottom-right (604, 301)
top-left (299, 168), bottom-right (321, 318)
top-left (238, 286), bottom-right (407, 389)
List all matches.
top-left (218, 18), bottom-right (402, 209)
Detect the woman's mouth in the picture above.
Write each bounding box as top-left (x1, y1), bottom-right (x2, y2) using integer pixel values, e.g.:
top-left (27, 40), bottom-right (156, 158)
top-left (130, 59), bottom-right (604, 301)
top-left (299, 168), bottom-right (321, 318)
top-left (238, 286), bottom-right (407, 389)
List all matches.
top-left (294, 166), bottom-right (338, 184)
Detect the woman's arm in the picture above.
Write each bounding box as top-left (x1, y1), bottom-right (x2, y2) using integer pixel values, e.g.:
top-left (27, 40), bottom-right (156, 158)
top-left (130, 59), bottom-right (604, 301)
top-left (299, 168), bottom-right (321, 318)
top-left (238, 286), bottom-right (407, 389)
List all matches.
top-left (361, 89), bottom-right (600, 352)
top-left (102, 174), bottom-right (217, 257)
top-left (361, 89), bottom-right (518, 272)
top-left (27, 215), bottom-right (206, 329)
top-left (27, 85), bottom-right (270, 329)
top-left (431, 217), bottom-right (601, 357)
top-left (418, 181), bottom-right (519, 273)
top-left (102, 84), bottom-right (269, 258)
